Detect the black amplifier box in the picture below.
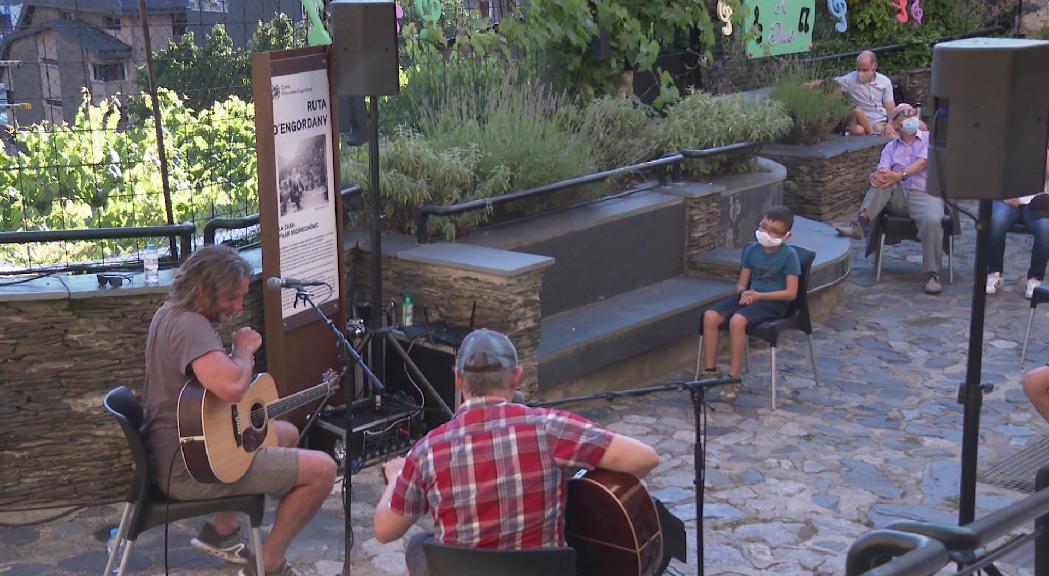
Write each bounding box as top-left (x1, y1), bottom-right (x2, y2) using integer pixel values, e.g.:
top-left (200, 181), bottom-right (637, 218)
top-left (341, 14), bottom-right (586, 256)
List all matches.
top-left (306, 401), bottom-right (419, 474)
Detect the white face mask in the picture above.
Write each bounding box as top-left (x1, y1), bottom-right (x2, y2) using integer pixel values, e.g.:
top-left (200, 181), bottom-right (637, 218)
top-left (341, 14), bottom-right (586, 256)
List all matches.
top-left (755, 229), bottom-right (784, 248)
top-left (858, 70), bottom-right (875, 83)
top-left (901, 117), bottom-right (920, 135)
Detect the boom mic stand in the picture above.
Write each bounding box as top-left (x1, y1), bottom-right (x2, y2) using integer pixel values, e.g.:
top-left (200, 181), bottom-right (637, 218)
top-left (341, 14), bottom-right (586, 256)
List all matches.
top-left (284, 286), bottom-right (386, 575)
top-left (530, 375), bottom-right (740, 576)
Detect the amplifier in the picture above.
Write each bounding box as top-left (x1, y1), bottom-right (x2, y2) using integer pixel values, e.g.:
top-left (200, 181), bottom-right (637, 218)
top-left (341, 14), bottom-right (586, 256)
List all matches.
top-left (306, 401), bottom-right (419, 474)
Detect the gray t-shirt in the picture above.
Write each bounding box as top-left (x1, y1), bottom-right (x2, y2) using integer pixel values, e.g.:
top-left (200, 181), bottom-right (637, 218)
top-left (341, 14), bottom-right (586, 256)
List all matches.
top-left (834, 70), bottom-right (895, 125)
top-left (142, 303), bottom-right (224, 489)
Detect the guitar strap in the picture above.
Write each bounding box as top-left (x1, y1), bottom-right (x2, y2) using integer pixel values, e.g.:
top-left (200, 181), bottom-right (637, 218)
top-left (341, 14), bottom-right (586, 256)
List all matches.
top-left (653, 498), bottom-right (687, 575)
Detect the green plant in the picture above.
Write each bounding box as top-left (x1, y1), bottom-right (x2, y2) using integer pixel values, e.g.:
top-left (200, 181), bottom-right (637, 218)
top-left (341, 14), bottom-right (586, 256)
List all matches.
top-left (769, 78), bottom-right (852, 145)
top-left (0, 89), bottom-right (257, 265)
top-left (577, 96), bottom-right (658, 170)
top-left (341, 128), bottom-right (512, 240)
top-left (499, 0), bottom-right (734, 102)
top-left (645, 91), bottom-right (793, 175)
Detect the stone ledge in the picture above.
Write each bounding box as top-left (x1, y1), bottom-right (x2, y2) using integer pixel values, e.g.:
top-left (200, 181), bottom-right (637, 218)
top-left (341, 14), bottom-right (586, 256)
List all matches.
top-left (764, 134), bottom-right (888, 161)
top-left (396, 242), bottom-right (555, 277)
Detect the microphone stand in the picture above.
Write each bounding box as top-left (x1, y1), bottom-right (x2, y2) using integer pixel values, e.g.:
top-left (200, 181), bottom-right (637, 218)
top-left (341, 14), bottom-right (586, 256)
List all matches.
top-left (288, 286), bottom-right (386, 576)
top-left (530, 375), bottom-right (740, 576)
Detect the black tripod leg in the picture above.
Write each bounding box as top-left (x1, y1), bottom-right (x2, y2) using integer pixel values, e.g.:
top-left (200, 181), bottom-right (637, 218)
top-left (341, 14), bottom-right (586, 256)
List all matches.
top-left (690, 386), bottom-right (706, 576)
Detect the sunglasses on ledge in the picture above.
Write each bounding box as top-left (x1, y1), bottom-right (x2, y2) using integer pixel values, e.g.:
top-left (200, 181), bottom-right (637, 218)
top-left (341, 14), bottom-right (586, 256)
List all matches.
top-left (97, 273), bottom-right (133, 288)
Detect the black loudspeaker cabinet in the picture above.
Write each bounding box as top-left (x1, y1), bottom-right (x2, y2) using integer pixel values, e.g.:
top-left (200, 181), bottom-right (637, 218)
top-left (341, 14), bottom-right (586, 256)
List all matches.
top-left (383, 334), bottom-right (459, 431)
top-left (331, 0), bottom-right (400, 96)
top-left (928, 38), bottom-right (1049, 200)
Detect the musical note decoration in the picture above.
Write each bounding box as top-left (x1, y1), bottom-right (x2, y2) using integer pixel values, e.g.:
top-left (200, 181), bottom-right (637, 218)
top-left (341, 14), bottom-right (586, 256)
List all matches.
top-left (911, 0), bottom-right (924, 25)
top-left (892, 0), bottom-right (909, 23)
top-left (827, 0), bottom-right (848, 33)
top-left (717, 0), bottom-right (734, 36)
top-left (752, 5), bottom-right (764, 45)
top-left (797, 7), bottom-right (811, 34)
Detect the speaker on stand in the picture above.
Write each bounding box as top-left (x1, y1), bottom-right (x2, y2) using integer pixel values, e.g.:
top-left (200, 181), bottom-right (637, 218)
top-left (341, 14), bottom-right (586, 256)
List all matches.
top-left (927, 37), bottom-right (1049, 528)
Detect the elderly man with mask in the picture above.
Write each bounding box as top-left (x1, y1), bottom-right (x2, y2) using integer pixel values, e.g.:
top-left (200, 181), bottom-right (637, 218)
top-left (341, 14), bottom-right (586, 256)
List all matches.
top-left (835, 103), bottom-right (944, 295)
top-left (834, 50), bottom-right (896, 136)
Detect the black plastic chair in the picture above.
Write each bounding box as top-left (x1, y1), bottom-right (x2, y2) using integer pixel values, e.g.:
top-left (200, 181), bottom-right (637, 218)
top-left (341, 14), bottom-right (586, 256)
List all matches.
top-left (694, 244), bottom-right (820, 410)
top-left (423, 541), bottom-right (577, 576)
top-left (1022, 285), bottom-right (1049, 365)
top-left (102, 386), bottom-right (266, 576)
top-left (865, 207), bottom-right (959, 284)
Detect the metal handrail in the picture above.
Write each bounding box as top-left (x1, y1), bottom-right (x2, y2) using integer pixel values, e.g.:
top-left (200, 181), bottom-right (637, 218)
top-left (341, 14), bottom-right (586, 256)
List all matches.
top-left (801, 25), bottom-right (1008, 65)
top-left (203, 185), bottom-right (363, 246)
top-left (845, 462), bottom-right (1049, 576)
top-left (0, 222), bottom-right (195, 263)
top-left (414, 141), bottom-right (766, 243)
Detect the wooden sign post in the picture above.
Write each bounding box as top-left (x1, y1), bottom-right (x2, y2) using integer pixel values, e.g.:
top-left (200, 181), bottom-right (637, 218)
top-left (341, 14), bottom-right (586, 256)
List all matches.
top-left (253, 45), bottom-right (348, 421)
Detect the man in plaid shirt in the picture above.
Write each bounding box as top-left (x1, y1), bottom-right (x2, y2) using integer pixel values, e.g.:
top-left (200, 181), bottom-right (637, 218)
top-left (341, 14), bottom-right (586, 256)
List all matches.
top-left (373, 329), bottom-right (660, 576)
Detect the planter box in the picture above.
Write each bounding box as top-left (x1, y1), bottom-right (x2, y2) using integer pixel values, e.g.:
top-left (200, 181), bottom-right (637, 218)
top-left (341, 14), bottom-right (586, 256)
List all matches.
top-left (764, 135), bottom-right (888, 222)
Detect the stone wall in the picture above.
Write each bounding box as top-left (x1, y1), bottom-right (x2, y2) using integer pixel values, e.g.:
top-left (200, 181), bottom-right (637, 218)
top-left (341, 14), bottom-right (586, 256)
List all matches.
top-left (900, 68), bottom-right (931, 110)
top-left (764, 135), bottom-right (887, 222)
top-left (0, 282), bottom-right (265, 510)
top-left (684, 189), bottom-right (721, 268)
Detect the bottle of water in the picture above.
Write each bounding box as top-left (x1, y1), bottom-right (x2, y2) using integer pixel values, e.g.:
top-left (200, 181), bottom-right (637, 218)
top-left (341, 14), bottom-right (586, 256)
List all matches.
top-left (402, 292), bottom-right (414, 327)
top-left (143, 243), bottom-right (159, 285)
top-left (106, 527), bottom-right (122, 573)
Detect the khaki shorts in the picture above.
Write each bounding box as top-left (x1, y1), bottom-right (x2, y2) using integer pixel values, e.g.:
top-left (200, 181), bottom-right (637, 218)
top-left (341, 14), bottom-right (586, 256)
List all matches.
top-left (164, 447), bottom-right (299, 501)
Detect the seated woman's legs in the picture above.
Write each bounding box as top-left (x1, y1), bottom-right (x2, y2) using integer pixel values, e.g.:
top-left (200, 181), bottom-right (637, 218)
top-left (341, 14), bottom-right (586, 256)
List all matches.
top-left (987, 200), bottom-right (1021, 293)
top-left (1021, 205), bottom-right (1049, 290)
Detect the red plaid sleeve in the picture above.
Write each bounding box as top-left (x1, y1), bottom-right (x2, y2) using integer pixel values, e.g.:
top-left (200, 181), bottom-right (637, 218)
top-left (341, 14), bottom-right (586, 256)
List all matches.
top-left (545, 409), bottom-right (614, 470)
top-left (388, 448), bottom-right (429, 518)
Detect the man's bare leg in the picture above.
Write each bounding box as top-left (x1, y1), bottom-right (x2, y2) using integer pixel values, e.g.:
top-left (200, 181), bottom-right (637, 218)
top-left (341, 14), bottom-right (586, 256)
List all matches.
top-left (211, 421), bottom-right (303, 536)
top-left (851, 106), bottom-right (874, 135)
top-left (260, 449), bottom-right (336, 570)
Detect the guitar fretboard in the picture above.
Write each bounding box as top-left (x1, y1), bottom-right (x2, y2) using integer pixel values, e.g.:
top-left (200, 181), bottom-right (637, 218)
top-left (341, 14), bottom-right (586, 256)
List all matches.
top-left (262, 383), bottom-right (333, 419)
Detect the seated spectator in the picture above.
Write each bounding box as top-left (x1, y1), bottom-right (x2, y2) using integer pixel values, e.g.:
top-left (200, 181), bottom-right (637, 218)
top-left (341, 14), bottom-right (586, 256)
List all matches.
top-left (1024, 365), bottom-right (1049, 424)
top-left (700, 206), bottom-right (800, 401)
top-left (986, 149), bottom-right (1049, 299)
top-left (835, 104), bottom-right (944, 295)
top-left (834, 51), bottom-right (896, 137)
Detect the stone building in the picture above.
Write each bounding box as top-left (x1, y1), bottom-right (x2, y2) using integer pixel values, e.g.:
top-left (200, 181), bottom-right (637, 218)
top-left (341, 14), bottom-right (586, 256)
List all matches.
top-left (0, 0), bottom-right (189, 125)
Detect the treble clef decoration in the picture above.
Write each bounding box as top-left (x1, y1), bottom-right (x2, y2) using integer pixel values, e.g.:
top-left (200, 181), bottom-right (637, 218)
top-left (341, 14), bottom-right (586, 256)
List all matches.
top-left (717, 0), bottom-right (734, 36)
top-left (827, 0), bottom-right (848, 33)
top-left (911, 0), bottom-right (924, 25)
top-left (798, 7), bottom-right (811, 34)
top-left (892, 0), bottom-right (909, 24)
top-left (752, 5), bottom-right (763, 44)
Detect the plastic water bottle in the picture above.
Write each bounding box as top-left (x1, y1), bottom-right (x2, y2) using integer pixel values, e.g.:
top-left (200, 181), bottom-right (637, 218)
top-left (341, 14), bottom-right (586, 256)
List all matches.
top-left (143, 243), bottom-right (159, 285)
top-left (402, 292), bottom-right (414, 327)
top-left (106, 527), bottom-right (122, 573)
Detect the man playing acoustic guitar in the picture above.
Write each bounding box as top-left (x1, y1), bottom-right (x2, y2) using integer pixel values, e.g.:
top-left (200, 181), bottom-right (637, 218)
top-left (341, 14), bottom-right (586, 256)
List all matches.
top-left (141, 245), bottom-right (335, 576)
top-left (374, 329), bottom-right (660, 576)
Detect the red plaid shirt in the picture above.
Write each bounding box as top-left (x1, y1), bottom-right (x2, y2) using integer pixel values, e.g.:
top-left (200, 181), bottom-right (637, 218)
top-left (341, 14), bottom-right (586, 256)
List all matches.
top-left (388, 397), bottom-right (614, 549)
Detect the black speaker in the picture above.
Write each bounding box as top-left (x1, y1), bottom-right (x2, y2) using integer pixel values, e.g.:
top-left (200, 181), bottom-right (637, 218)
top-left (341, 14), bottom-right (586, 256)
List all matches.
top-left (330, 0), bottom-right (400, 96)
top-left (927, 38), bottom-right (1049, 200)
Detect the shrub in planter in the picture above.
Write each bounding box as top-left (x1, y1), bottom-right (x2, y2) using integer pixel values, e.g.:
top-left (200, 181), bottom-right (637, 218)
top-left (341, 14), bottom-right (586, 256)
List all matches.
top-left (645, 91), bottom-right (793, 176)
top-left (769, 78), bottom-right (852, 146)
top-left (341, 128), bottom-right (512, 240)
top-left (578, 96), bottom-right (659, 171)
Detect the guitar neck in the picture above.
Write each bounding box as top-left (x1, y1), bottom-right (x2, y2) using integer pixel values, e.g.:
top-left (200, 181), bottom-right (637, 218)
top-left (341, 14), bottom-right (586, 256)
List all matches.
top-left (266, 383), bottom-right (332, 419)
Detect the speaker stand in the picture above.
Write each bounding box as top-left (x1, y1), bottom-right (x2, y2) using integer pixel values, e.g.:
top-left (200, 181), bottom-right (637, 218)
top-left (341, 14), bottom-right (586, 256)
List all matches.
top-left (958, 199), bottom-right (994, 525)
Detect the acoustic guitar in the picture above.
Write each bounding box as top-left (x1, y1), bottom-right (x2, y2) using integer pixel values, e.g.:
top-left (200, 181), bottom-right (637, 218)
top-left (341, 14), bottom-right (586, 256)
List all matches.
top-left (565, 468), bottom-right (664, 576)
top-left (177, 369), bottom-right (339, 484)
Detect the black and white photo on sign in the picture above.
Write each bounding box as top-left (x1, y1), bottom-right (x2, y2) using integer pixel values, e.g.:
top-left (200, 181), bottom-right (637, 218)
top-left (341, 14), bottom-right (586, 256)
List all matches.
top-left (277, 134), bottom-right (330, 217)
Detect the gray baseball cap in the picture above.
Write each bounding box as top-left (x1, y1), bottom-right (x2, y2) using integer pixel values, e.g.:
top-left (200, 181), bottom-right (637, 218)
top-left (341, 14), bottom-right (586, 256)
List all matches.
top-left (456, 329), bottom-right (519, 373)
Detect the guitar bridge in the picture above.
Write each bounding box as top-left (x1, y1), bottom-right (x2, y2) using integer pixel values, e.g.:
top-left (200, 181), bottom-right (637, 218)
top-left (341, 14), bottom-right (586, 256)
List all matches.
top-left (231, 405), bottom-right (243, 447)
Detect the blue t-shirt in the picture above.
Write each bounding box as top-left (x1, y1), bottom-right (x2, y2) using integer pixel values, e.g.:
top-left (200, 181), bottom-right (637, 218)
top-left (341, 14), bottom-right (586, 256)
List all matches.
top-left (742, 243), bottom-right (801, 293)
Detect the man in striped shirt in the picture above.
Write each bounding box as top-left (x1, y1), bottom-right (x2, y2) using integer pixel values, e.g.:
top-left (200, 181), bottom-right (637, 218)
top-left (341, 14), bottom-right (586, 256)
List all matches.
top-left (373, 329), bottom-right (660, 575)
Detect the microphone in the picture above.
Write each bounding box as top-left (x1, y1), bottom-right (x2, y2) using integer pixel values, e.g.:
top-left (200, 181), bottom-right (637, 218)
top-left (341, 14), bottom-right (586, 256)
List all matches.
top-left (265, 276), bottom-right (327, 290)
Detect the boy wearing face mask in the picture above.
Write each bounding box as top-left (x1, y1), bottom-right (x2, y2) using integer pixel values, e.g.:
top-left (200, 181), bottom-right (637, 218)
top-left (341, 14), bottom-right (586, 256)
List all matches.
top-left (700, 206), bottom-right (800, 401)
top-left (835, 103), bottom-right (944, 294)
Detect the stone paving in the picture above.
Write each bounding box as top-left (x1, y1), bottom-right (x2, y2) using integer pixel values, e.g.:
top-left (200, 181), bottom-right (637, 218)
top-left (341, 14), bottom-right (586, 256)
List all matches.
top-left (4, 211), bottom-right (1049, 575)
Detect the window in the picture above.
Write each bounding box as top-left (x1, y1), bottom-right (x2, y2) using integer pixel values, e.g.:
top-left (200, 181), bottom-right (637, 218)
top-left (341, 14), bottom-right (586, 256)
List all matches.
top-left (103, 16), bottom-right (120, 31)
top-left (92, 62), bottom-right (125, 83)
top-left (172, 13), bottom-right (187, 36)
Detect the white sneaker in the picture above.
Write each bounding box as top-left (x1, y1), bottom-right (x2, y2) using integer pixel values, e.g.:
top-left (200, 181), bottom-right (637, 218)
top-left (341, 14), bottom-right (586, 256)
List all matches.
top-left (986, 272), bottom-right (1003, 294)
top-left (1026, 278), bottom-right (1042, 299)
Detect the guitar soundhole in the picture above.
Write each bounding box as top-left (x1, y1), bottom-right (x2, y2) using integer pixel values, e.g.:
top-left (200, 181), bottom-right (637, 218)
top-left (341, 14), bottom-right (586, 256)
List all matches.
top-left (250, 401), bottom-right (266, 429)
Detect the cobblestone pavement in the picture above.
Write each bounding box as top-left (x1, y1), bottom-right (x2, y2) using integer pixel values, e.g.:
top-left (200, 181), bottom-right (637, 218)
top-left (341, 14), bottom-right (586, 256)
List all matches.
top-left (5, 213), bottom-right (1049, 575)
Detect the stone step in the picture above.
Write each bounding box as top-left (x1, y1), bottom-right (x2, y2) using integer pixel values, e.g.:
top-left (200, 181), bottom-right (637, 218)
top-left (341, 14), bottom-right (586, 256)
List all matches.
top-left (463, 186), bottom-right (686, 317)
top-left (536, 275), bottom-right (735, 392)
